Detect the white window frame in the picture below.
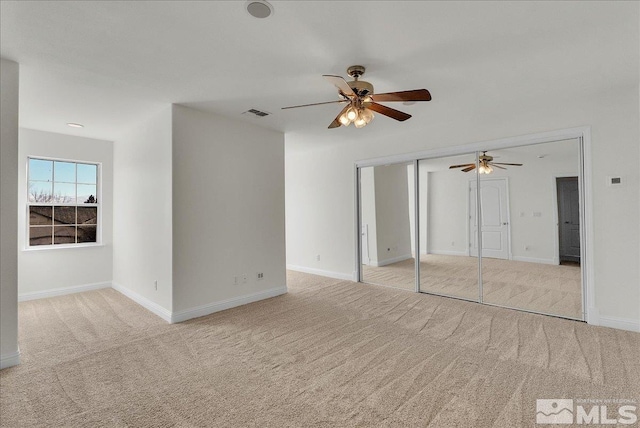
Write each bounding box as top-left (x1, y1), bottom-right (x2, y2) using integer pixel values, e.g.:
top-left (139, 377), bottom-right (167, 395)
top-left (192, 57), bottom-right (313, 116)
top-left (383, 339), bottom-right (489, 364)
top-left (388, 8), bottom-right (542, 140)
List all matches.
top-left (25, 156), bottom-right (102, 249)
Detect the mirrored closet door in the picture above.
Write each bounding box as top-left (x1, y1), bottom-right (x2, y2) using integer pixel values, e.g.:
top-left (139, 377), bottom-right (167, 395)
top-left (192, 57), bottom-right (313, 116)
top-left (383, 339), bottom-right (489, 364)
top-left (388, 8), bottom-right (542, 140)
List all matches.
top-left (417, 154), bottom-right (480, 301)
top-left (357, 138), bottom-right (584, 321)
top-left (479, 139), bottom-right (583, 319)
top-left (359, 162), bottom-right (416, 291)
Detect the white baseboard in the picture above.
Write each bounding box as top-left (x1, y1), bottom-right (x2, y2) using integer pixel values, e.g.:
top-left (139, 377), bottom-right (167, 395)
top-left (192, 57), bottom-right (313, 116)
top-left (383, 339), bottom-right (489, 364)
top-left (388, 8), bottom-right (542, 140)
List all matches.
top-left (371, 254), bottom-right (413, 267)
top-left (171, 286), bottom-right (288, 323)
top-left (427, 250), bottom-right (468, 257)
top-left (0, 350), bottom-right (21, 370)
top-left (598, 315), bottom-right (640, 333)
top-left (511, 256), bottom-right (557, 265)
top-left (18, 281), bottom-right (112, 302)
top-left (286, 264), bottom-right (353, 281)
top-left (111, 282), bottom-right (172, 323)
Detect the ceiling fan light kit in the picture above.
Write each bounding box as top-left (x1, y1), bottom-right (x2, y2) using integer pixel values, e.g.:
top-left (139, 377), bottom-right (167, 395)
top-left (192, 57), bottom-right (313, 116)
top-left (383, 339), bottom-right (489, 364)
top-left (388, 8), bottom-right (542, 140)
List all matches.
top-left (449, 151), bottom-right (523, 174)
top-left (282, 65), bottom-right (431, 129)
top-left (478, 161), bottom-right (493, 174)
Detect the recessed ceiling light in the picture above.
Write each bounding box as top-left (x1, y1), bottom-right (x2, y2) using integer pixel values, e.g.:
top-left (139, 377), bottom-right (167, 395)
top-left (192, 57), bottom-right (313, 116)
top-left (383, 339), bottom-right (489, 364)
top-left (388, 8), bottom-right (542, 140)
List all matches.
top-left (67, 123), bottom-right (84, 128)
top-left (246, 0), bottom-right (273, 19)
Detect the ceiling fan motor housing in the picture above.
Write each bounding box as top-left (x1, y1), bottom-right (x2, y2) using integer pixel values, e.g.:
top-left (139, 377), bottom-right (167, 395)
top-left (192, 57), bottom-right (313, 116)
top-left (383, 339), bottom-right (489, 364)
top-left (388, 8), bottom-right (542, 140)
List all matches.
top-left (346, 65), bottom-right (374, 96)
top-left (348, 80), bottom-right (374, 96)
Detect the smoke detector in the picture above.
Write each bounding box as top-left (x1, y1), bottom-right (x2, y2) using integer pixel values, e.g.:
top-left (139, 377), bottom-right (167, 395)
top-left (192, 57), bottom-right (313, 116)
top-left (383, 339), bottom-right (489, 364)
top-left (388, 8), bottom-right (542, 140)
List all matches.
top-left (246, 1), bottom-right (273, 19)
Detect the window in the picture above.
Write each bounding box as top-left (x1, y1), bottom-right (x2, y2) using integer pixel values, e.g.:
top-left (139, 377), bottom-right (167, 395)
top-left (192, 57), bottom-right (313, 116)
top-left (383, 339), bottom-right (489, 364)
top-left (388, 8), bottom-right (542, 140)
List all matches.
top-left (27, 157), bottom-right (99, 247)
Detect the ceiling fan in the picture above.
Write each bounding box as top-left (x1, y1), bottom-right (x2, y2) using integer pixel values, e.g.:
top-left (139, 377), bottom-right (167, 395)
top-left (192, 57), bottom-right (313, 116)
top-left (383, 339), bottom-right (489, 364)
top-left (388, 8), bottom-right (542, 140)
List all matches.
top-left (449, 151), bottom-right (523, 174)
top-left (282, 65), bottom-right (431, 129)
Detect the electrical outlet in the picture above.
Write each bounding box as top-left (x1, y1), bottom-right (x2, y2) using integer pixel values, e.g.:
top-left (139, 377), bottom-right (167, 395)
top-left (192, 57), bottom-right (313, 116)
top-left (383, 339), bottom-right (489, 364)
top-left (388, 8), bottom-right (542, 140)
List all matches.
top-left (154, 280), bottom-right (158, 291)
top-left (242, 274), bottom-right (247, 284)
top-left (257, 272), bottom-right (264, 280)
top-left (316, 254), bottom-right (320, 261)
top-left (233, 276), bottom-right (238, 285)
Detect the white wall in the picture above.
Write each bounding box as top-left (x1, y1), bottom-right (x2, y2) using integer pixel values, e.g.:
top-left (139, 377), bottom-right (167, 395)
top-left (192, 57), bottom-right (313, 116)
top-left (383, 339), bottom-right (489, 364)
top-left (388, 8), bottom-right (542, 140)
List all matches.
top-left (361, 164), bottom-right (413, 266)
top-left (285, 83), bottom-right (640, 325)
top-left (17, 129), bottom-right (113, 297)
top-left (372, 164), bottom-right (412, 265)
top-left (171, 105), bottom-right (286, 315)
top-left (426, 169), bottom-right (470, 256)
top-left (113, 106), bottom-right (173, 314)
top-left (0, 58), bottom-right (20, 368)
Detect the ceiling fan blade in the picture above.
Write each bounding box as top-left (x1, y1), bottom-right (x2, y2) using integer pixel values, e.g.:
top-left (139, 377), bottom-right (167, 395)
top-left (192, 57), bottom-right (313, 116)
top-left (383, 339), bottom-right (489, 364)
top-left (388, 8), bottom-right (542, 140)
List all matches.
top-left (462, 165), bottom-right (476, 172)
top-left (491, 162), bottom-right (523, 166)
top-left (449, 163), bottom-right (475, 169)
top-left (282, 100), bottom-right (347, 110)
top-left (491, 164), bottom-right (507, 170)
top-left (328, 104), bottom-right (351, 129)
top-left (367, 102), bottom-right (411, 121)
top-left (323, 75), bottom-right (356, 98)
top-left (371, 89), bottom-right (432, 102)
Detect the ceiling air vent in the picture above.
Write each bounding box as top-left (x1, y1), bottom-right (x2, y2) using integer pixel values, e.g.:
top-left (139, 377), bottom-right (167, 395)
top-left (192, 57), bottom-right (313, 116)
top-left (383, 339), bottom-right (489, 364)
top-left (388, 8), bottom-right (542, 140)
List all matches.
top-left (244, 108), bottom-right (270, 117)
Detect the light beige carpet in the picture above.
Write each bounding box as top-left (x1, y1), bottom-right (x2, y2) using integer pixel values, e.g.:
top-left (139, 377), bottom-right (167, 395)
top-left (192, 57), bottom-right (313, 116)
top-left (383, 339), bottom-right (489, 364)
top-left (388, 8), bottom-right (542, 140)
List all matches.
top-left (363, 254), bottom-right (582, 319)
top-left (1, 271), bottom-right (638, 427)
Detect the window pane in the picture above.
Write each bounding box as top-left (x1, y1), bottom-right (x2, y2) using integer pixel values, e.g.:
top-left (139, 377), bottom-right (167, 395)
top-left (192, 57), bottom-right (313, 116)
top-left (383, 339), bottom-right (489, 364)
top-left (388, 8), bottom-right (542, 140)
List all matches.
top-left (77, 226), bottom-right (97, 243)
top-left (53, 183), bottom-right (76, 203)
top-left (54, 161), bottom-right (76, 183)
top-left (53, 206), bottom-right (76, 225)
top-left (77, 163), bottom-right (97, 184)
top-left (30, 226), bottom-right (52, 246)
top-left (29, 206), bottom-right (53, 226)
top-left (77, 207), bottom-right (97, 225)
top-left (28, 181), bottom-right (53, 203)
top-left (78, 184), bottom-right (97, 203)
top-left (28, 159), bottom-right (53, 182)
top-left (54, 226), bottom-right (76, 244)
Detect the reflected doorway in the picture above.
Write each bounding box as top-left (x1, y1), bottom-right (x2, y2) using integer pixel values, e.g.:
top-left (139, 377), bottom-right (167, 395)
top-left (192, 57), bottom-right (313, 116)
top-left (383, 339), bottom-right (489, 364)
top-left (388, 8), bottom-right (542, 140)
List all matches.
top-left (469, 178), bottom-right (511, 260)
top-left (557, 177), bottom-right (581, 265)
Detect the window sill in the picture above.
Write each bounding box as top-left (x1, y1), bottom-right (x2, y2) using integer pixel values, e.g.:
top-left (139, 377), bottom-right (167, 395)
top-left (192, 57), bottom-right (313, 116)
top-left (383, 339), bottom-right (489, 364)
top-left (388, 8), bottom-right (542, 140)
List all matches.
top-left (22, 243), bottom-right (105, 252)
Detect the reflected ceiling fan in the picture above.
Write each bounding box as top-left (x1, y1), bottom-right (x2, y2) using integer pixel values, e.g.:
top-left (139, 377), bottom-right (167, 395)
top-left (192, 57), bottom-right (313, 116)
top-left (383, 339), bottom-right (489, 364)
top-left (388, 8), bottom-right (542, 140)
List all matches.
top-left (282, 65), bottom-right (431, 129)
top-left (449, 151), bottom-right (523, 174)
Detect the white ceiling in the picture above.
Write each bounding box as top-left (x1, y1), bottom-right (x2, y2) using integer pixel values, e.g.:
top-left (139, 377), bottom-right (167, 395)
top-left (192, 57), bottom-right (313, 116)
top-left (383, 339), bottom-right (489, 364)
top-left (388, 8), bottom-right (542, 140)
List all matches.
top-left (1, 1), bottom-right (637, 141)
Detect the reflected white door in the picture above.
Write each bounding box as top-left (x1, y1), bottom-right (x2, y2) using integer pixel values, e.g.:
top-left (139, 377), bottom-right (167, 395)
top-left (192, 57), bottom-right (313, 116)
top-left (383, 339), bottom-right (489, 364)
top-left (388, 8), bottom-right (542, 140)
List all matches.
top-left (469, 179), bottom-right (510, 259)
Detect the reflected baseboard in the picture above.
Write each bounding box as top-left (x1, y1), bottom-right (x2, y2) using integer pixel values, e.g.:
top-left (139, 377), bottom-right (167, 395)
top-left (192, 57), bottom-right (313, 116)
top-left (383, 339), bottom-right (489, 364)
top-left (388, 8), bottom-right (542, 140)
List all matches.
top-left (370, 254), bottom-right (413, 267)
top-left (426, 250), bottom-right (468, 257)
top-left (511, 256), bottom-right (557, 265)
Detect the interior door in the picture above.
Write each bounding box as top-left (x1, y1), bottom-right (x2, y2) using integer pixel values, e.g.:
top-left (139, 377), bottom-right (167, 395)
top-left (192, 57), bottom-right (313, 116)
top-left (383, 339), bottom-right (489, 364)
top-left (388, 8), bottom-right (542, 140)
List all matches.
top-left (557, 177), bottom-right (580, 263)
top-left (470, 179), bottom-right (510, 260)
